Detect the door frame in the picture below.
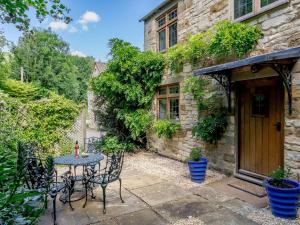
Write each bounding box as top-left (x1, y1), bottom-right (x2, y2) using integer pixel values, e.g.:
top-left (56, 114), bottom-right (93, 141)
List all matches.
top-left (233, 77), bottom-right (285, 184)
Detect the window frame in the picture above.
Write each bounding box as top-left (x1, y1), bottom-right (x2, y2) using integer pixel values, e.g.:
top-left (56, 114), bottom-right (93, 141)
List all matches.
top-left (232, 0), bottom-right (289, 21)
top-left (156, 7), bottom-right (178, 52)
top-left (156, 84), bottom-right (180, 121)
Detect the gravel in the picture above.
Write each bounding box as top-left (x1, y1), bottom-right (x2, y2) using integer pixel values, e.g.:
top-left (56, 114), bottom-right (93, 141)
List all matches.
top-left (247, 208), bottom-right (300, 225)
top-left (171, 217), bottom-right (205, 225)
top-left (124, 152), bottom-right (225, 190)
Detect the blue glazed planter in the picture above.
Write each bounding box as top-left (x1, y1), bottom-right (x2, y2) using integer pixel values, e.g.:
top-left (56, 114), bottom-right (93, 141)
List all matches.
top-left (188, 157), bottom-right (208, 183)
top-left (264, 179), bottom-right (300, 219)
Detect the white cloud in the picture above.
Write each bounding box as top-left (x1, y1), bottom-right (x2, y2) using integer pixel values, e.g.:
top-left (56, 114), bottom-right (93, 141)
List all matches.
top-left (68, 25), bottom-right (78, 33)
top-left (71, 50), bottom-right (87, 57)
top-left (78, 11), bottom-right (100, 31)
top-left (49, 21), bottom-right (68, 31)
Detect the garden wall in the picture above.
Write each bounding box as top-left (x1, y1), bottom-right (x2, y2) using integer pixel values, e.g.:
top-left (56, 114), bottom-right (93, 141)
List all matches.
top-left (145, 0), bottom-right (300, 176)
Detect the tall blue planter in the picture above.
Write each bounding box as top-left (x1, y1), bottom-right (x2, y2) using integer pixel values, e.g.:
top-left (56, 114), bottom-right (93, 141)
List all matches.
top-left (264, 179), bottom-right (300, 219)
top-left (188, 157), bottom-right (208, 183)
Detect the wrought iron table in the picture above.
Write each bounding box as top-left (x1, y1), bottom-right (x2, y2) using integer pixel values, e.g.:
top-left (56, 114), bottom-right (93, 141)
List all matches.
top-left (54, 153), bottom-right (104, 202)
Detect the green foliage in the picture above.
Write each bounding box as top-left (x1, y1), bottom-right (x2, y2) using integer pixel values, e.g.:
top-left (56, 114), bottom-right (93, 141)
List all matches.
top-left (153, 120), bottom-right (181, 139)
top-left (92, 38), bottom-right (165, 145)
top-left (11, 29), bottom-right (93, 102)
top-left (166, 20), bottom-right (263, 72)
top-left (268, 167), bottom-right (294, 188)
top-left (166, 43), bottom-right (186, 73)
top-left (0, 79), bottom-right (47, 101)
top-left (189, 147), bottom-right (202, 161)
top-left (192, 107), bottom-right (228, 144)
top-left (0, 0), bottom-right (71, 30)
top-left (183, 76), bottom-right (209, 111)
top-left (101, 135), bottom-right (134, 154)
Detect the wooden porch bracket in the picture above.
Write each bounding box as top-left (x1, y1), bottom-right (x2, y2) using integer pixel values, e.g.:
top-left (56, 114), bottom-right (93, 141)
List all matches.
top-left (208, 73), bottom-right (232, 113)
top-left (270, 63), bottom-right (293, 115)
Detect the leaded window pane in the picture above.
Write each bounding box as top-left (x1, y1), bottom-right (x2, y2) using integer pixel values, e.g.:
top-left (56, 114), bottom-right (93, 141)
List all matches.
top-left (261, 0), bottom-right (279, 7)
top-left (168, 10), bottom-right (177, 20)
top-left (169, 86), bottom-right (179, 94)
top-left (170, 98), bottom-right (179, 120)
top-left (159, 99), bottom-right (167, 119)
top-left (252, 94), bottom-right (269, 117)
top-left (159, 29), bottom-right (166, 52)
top-left (159, 87), bottom-right (167, 95)
top-left (158, 17), bottom-right (166, 27)
top-left (234, 0), bottom-right (253, 19)
top-left (169, 23), bottom-right (177, 47)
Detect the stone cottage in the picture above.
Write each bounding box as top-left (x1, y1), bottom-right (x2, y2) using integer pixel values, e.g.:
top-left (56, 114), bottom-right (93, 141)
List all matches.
top-left (140, 0), bottom-right (300, 183)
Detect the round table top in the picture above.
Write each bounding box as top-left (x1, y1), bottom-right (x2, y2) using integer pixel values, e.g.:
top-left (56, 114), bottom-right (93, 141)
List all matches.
top-left (54, 153), bottom-right (104, 166)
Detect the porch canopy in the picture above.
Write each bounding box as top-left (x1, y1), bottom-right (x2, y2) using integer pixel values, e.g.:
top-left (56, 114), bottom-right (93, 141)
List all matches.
top-left (193, 46), bottom-right (300, 114)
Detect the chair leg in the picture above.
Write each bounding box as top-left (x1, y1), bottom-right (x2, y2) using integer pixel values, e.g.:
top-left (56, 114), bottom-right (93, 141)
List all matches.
top-left (119, 178), bottom-right (124, 203)
top-left (101, 185), bottom-right (107, 214)
top-left (52, 194), bottom-right (57, 225)
top-left (83, 182), bottom-right (88, 208)
top-left (68, 188), bottom-right (74, 211)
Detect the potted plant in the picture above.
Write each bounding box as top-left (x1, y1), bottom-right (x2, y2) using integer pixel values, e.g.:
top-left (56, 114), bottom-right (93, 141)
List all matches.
top-left (264, 167), bottom-right (300, 219)
top-left (187, 147), bottom-right (208, 183)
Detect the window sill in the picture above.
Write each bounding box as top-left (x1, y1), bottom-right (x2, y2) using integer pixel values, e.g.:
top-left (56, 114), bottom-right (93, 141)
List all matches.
top-left (234, 0), bottom-right (289, 22)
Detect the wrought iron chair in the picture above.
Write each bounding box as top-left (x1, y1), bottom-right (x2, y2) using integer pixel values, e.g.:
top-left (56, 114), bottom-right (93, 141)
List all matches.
top-left (83, 150), bottom-right (125, 214)
top-left (22, 144), bottom-right (75, 225)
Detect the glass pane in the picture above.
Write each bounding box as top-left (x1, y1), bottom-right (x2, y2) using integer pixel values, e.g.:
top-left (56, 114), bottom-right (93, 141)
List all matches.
top-left (169, 86), bottom-right (179, 94)
top-left (261, 0), bottom-right (279, 7)
top-left (158, 17), bottom-right (166, 27)
top-left (159, 87), bottom-right (167, 95)
top-left (159, 29), bottom-right (166, 52)
top-left (234, 0), bottom-right (253, 19)
top-left (169, 23), bottom-right (177, 47)
top-left (252, 94), bottom-right (268, 117)
top-left (170, 98), bottom-right (179, 120)
top-left (168, 10), bottom-right (177, 20)
top-left (159, 99), bottom-right (167, 119)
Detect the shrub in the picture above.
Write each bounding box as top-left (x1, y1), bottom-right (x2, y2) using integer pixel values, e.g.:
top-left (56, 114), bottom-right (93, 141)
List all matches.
top-left (101, 135), bottom-right (134, 154)
top-left (153, 120), bottom-right (181, 139)
top-left (92, 39), bottom-right (165, 146)
top-left (192, 108), bottom-right (228, 144)
top-left (189, 147), bottom-right (202, 161)
top-left (165, 43), bottom-right (186, 73)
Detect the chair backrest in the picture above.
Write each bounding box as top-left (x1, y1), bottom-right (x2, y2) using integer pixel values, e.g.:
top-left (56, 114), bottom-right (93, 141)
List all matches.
top-left (85, 137), bottom-right (103, 154)
top-left (102, 150), bottom-right (125, 183)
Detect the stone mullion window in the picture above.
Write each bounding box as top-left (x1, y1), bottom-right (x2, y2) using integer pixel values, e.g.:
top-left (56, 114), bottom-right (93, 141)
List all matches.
top-left (156, 7), bottom-right (178, 52)
top-left (233, 0), bottom-right (288, 20)
top-left (157, 84), bottom-right (180, 121)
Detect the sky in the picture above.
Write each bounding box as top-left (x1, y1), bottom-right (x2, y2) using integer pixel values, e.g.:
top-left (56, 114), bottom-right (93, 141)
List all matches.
top-left (1, 0), bottom-right (164, 62)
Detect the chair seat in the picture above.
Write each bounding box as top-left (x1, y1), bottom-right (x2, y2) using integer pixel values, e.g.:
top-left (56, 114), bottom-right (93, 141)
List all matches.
top-left (90, 174), bottom-right (118, 185)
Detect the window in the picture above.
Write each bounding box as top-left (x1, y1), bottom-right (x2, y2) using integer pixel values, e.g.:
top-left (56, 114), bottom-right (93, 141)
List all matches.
top-left (233, 0), bottom-right (287, 20)
top-left (252, 93), bottom-right (269, 117)
top-left (156, 7), bottom-right (178, 52)
top-left (157, 84), bottom-right (180, 121)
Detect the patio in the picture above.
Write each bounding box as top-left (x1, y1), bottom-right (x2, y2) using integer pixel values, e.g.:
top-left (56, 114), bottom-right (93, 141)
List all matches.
top-left (38, 152), bottom-right (300, 225)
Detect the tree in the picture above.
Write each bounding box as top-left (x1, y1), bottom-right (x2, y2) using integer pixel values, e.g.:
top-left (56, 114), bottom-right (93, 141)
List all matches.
top-left (0, 0), bottom-right (71, 30)
top-left (11, 29), bottom-right (93, 102)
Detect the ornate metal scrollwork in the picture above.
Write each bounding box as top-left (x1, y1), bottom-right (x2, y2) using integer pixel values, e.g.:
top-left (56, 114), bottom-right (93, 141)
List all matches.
top-left (209, 73), bottom-right (232, 113)
top-left (270, 63), bottom-right (293, 115)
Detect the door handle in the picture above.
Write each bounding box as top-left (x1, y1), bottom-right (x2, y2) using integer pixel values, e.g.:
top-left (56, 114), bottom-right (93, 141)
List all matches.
top-left (273, 122), bottom-right (281, 131)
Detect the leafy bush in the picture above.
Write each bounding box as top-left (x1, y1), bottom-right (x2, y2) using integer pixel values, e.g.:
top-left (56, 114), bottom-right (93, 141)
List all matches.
top-left (153, 120), bottom-right (181, 139)
top-left (101, 135), bottom-right (134, 154)
top-left (166, 20), bottom-right (262, 72)
top-left (92, 39), bottom-right (165, 146)
top-left (0, 79), bottom-right (47, 101)
top-left (189, 147), bottom-right (202, 161)
top-left (268, 167), bottom-right (294, 188)
top-left (192, 108), bottom-right (228, 144)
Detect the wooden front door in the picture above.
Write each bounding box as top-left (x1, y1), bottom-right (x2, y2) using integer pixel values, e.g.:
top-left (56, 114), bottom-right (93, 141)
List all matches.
top-left (238, 78), bottom-right (284, 179)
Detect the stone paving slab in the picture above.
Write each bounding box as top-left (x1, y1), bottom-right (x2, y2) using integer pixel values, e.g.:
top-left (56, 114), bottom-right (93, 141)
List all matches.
top-left (153, 194), bottom-right (220, 223)
top-left (198, 208), bottom-right (259, 225)
top-left (191, 186), bottom-right (235, 203)
top-left (115, 209), bottom-right (168, 225)
top-left (121, 173), bottom-right (166, 190)
top-left (130, 182), bottom-right (188, 206)
top-left (220, 198), bottom-right (257, 217)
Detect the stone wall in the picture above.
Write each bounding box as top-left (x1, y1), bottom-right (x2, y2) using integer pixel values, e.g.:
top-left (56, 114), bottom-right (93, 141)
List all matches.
top-left (144, 0), bottom-right (300, 175)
